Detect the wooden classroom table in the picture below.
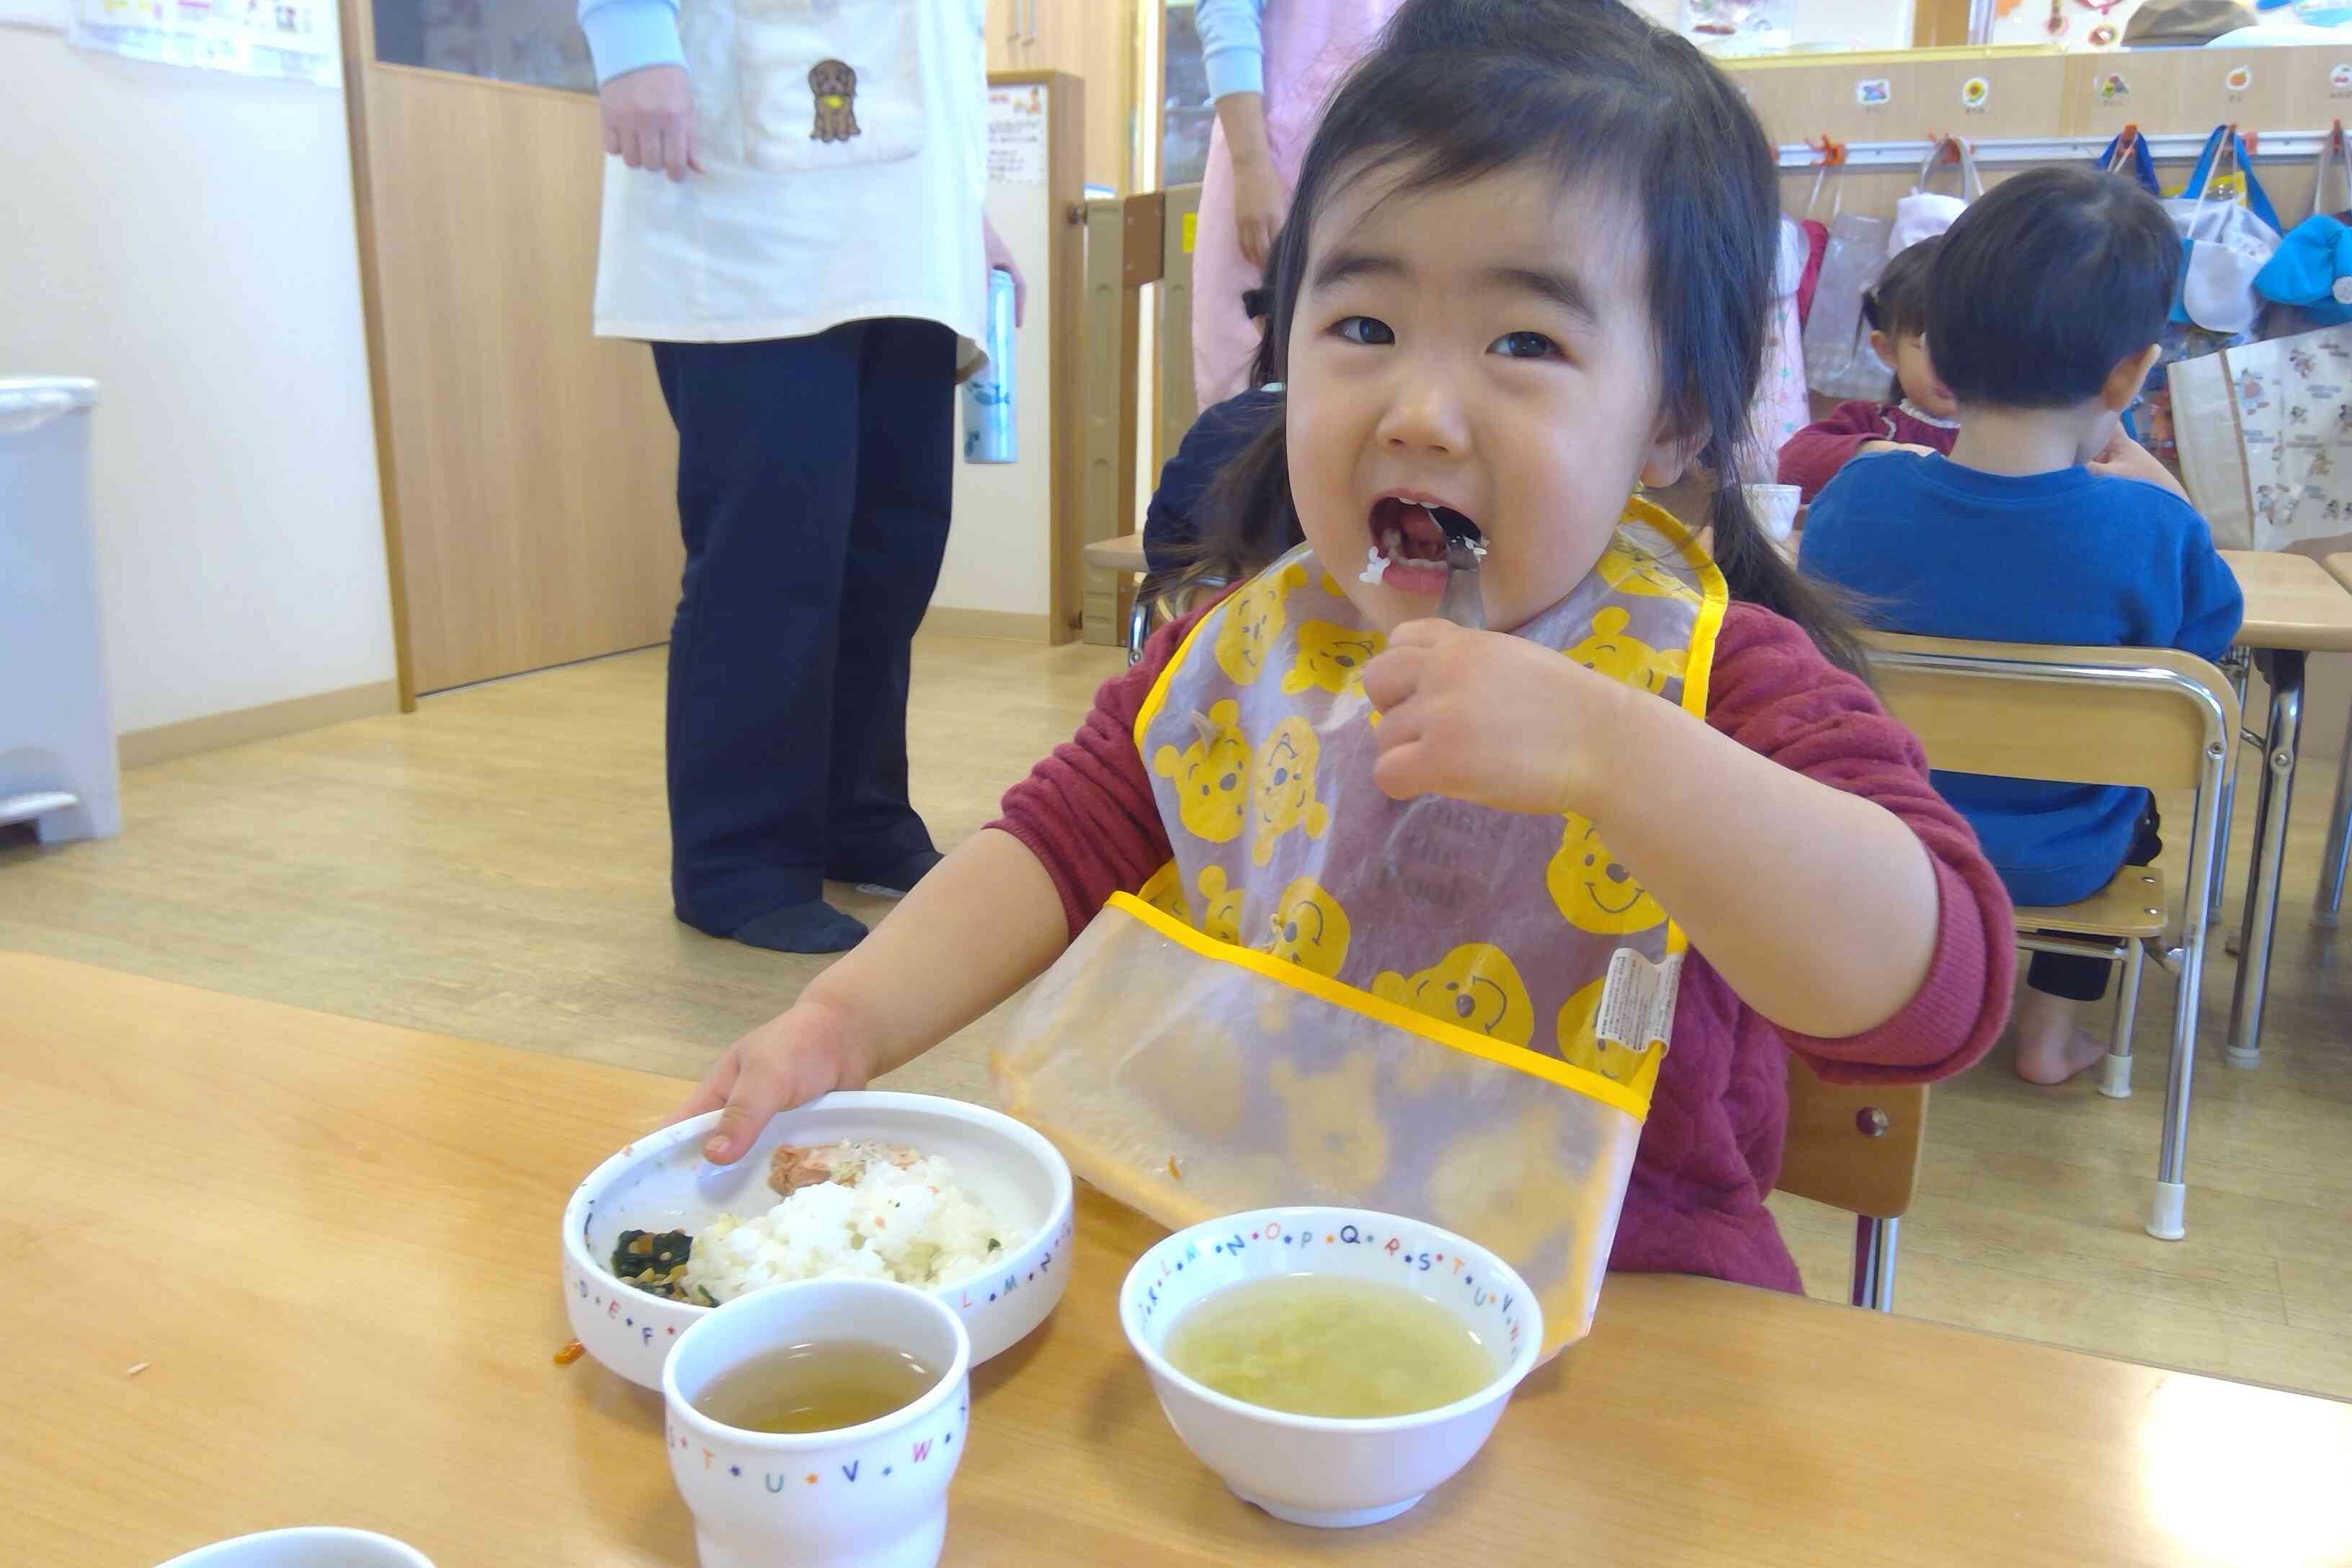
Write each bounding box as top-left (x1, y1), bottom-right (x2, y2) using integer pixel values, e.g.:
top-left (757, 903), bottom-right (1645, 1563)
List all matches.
top-left (2210, 551), bottom-right (2352, 1068)
top-left (8, 951), bottom-right (2348, 1568)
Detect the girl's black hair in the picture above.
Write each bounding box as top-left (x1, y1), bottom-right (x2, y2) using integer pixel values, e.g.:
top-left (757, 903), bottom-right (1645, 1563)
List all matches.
top-left (1863, 237), bottom-right (1942, 403)
top-left (1190, 0), bottom-right (1864, 675)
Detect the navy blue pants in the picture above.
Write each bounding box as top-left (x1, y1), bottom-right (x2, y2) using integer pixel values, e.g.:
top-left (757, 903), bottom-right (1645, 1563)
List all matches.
top-left (651, 319), bottom-right (956, 934)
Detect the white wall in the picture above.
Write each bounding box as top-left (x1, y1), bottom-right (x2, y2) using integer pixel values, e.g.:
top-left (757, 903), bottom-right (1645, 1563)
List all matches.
top-left (1634, 0), bottom-right (1912, 52)
top-left (0, 24), bottom-right (395, 736)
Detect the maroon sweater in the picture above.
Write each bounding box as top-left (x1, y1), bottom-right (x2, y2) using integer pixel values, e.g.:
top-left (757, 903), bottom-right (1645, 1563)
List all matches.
top-left (990, 600), bottom-right (2012, 1294)
top-left (1778, 400), bottom-right (1961, 503)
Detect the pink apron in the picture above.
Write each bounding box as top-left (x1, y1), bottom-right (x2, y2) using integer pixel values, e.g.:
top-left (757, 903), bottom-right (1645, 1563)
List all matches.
top-left (1193, 0), bottom-right (1403, 409)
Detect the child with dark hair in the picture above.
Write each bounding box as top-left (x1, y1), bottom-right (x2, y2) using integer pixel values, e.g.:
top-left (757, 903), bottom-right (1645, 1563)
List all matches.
top-left (674, 0), bottom-right (2010, 1317)
top-left (1143, 290), bottom-right (1283, 576)
top-left (1776, 238), bottom-right (1959, 502)
top-left (1801, 166), bottom-right (2241, 1087)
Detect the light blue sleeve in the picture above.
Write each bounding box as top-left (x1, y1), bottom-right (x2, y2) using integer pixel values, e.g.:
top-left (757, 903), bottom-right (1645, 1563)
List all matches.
top-left (579, 0), bottom-right (683, 84)
top-left (1195, 0), bottom-right (1268, 101)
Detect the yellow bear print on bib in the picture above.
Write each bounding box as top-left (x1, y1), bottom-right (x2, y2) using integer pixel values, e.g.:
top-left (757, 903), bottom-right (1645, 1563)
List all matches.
top-left (1259, 875), bottom-right (1350, 977)
top-left (1152, 700), bottom-right (1251, 844)
top-left (1597, 536), bottom-right (1701, 603)
top-left (1371, 943), bottom-right (1535, 1047)
top-left (1214, 563), bottom-right (1306, 685)
top-left (1250, 715), bottom-right (1331, 866)
top-left (1196, 865), bottom-right (1244, 945)
top-left (1567, 606), bottom-right (1688, 695)
top-left (1557, 975), bottom-right (1660, 1089)
top-left (1549, 811), bottom-right (1666, 937)
top-left (1282, 620), bottom-right (1385, 699)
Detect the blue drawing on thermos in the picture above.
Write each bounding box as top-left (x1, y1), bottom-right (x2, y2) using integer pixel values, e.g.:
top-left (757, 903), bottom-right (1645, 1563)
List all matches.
top-left (963, 267), bottom-right (1018, 463)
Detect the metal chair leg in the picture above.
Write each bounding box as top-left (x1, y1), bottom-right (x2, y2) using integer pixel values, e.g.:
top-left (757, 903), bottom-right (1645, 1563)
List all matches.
top-left (1850, 1216), bottom-right (1898, 1312)
top-left (2098, 935), bottom-right (2145, 1100)
top-left (1125, 591), bottom-right (1152, 667)
top-left (2226, 649), bottom-right (2302, 1069)
top-left (2317, 717), bottom-right (2352, 930)
top-left (2150, 740), bottom-right (2226, 1242)
top-left (2209, 651), bottom-right (2250, 926)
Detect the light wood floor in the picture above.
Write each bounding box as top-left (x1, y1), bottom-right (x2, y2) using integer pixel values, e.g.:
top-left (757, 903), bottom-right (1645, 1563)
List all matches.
top-left (5, 635), bottom-right (2348, 1401)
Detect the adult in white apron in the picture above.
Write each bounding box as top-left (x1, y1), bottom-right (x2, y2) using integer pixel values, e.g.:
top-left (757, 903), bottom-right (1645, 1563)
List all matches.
top-left (1191, 0), bottom-right (1402, 410)
top-left (580, 0), bottom-right (1020, 953)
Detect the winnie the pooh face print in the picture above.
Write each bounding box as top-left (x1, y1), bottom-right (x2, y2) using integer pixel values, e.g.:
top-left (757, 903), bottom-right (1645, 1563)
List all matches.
top-left (1214, 564), bottom-right (1306, 685)
top-left (1595, 537), bottom-right (1697, 602)
top-left (1281, 620), bottom-right (1385, 698)
top-left (1196, 865), bottom-right (1244, 945)
top-left (1250, 716), bottom-right (1330, 867)
top-left (1547, 811), bottom-right (1665, 936)
top-left (1565, 606), bottom-right (1688, 695)
top-left (1371, 943), bottom-right (1534, 1047)
top-left (1558, 975), bottom-right (1662, 1090)
top-left (1260, 876), bottom-right (1350, 978)
top-left (1152, 700), bottom-right (1251, 844)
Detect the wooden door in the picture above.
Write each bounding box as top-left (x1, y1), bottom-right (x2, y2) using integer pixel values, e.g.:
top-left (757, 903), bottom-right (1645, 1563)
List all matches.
top-left (340, 0), bottom-right (682, 699)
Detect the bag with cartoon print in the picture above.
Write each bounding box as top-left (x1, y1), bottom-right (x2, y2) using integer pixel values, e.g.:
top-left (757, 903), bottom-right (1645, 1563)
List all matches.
top-left (990, 501), bottom-right (1731, 1359)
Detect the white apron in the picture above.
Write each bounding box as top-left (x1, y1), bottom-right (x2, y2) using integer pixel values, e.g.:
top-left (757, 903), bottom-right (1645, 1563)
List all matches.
top-left (593, 0), bottom-right (988, 357)
top-left (994, 499), bottom-right (1730, 1355)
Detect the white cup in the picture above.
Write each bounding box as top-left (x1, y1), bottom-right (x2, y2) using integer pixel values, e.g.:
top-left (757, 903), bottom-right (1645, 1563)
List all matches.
top-left (1742, 482), bottom-right (1803, 542)
top-left (155, 1528), bottom-right (433, 1567)
top-left (662, 1280), bottom-right (973, 1568)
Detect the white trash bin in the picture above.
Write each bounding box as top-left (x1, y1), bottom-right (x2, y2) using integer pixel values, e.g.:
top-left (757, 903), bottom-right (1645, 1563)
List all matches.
top-left (0, 377), bottom-right (118, 843)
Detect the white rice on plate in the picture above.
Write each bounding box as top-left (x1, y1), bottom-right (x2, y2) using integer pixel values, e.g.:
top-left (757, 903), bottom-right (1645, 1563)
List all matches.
top-left (683, 1150), bottom-right (1017, 1303)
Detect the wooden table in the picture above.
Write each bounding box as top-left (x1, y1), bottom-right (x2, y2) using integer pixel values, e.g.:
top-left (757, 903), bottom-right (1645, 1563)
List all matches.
top-left (2211, 551), bottom-right (2352, 1068)
top-left (9, 952), bottom-right (2350, 1568)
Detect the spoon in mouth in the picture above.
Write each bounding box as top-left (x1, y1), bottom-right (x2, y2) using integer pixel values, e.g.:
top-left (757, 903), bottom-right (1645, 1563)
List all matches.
top-left (1428, 505), bottom-right (1486, 631)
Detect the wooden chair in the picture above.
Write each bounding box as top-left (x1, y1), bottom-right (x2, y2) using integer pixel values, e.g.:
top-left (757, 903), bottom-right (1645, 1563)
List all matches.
top-left (1866, 634), bottom-right (2237, 1242)
top-left (1079, 533), bottom-right (1151, 663)
top-left (1777, 1059), bottom-right (1926, 1311)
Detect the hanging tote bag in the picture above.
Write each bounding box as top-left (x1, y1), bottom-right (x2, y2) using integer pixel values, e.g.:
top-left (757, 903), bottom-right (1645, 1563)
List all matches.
top-left (1737, 220), bottom-right (1812, 482)
top-left (2166, 125), bottom-right (2284, 338)
top-left (2255, 129), bottom-right (2352, 331)
top-left (1888, 137), bottom-right (1982, 257)
top-left (2095, 128), bottom-right (2162, 196)
top-left (1794, 157), bottom-right (1836, 326)
top-left (1801, 151), bottom-right (1895, 402)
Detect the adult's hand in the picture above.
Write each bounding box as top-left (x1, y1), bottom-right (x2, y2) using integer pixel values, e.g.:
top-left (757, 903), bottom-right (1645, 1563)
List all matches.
top-left (984, 215), bottom-right (1028, 327)
top-left (1231, 155), bottom-right (1288, 268)
top-left (600, 65), bottom-right (702, 182)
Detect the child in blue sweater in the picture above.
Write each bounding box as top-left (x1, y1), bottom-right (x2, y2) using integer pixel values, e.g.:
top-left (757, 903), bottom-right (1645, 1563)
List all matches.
top-left (1801, 166), bottom-right (2242, 1086)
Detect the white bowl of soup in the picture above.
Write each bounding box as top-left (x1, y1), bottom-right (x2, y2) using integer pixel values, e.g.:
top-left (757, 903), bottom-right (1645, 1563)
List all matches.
top-left (1120, 1206), bottom-right (1543, 1528)
top-left (561, 1092), bottom-right (1074, 1390)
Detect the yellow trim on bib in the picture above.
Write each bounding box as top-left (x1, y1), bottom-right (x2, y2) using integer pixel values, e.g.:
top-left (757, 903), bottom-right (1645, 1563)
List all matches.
top-left (1131, 601), bottom-right (1225, 757)
top-left (1106, 890), bottom-right (1652, 1122)
top-left (1622, 494), bottom-right (1729, 731)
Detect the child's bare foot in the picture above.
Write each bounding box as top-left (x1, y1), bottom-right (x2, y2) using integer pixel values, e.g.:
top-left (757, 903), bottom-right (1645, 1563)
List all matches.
top-left (2015, 1025), bottom-right (2108, 1085)
top-left (2012, 988), bottom-right (2108, 1084)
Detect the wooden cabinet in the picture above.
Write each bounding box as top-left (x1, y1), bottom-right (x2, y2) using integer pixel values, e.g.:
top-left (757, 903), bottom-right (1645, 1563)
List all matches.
top-left (992, 0), bottom-right (1133, 190)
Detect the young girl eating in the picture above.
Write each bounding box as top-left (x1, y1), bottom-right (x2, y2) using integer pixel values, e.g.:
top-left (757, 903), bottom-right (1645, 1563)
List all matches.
top-left (674, 0), bottom-right (2012, 1345)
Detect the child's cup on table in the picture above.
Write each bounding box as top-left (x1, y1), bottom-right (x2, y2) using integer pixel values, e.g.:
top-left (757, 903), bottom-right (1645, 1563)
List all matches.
top-left (1743, 483), bottom-right (1803, 542)
top-left (662, 1278), bottom-right (973, 1568)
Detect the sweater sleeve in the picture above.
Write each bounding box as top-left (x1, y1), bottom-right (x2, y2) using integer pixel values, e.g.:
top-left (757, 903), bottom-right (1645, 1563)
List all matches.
top-left (1195, 0), bottom-right (1270, 101)
top-left (1776, 401), bottom-right (1892, 503)
top-left (988, 608), bottom-right (1211, 939)
top-left (2172, 514), bottom-right (2246, 665)
top-left (579, 0), bottom-right (682, 83)
top-left (1700, 603), bottom-right (2014, 1084)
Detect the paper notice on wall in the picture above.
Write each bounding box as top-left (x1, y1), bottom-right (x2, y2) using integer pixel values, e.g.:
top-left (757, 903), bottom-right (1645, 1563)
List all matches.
top-left (986, 83), bottom-right (1047, 185)
top-left (71, 0), bottom-right (337, 84)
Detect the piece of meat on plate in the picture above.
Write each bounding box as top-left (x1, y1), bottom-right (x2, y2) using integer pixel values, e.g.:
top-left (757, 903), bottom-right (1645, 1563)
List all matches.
top-left (766, 1139), bottom-right (919, 1197)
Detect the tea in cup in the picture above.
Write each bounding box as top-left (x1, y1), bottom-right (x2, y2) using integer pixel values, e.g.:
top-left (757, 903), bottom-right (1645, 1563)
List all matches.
top-left (662, 1280), bottom-right (972, 1568)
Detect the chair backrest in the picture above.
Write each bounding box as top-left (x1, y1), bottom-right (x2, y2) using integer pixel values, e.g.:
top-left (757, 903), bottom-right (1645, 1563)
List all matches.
top-left (1864, 633), bottom-right (2237, 793)
top-left (1777, 1057), bottom-right (1927, 1221)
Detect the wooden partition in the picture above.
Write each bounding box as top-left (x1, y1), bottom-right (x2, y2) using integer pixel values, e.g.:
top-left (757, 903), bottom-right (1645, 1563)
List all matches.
top-left (1738, 43), bottom-right (2352, 220)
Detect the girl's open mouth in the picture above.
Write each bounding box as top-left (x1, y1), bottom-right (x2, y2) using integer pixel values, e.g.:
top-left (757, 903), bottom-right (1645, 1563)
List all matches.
top-left (1363, 498), bottom-right (1481, 596)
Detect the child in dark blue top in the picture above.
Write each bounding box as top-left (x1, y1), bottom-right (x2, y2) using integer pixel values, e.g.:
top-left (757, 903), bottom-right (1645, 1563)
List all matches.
top-left (1144, 288), bottom-right (1282, 576)
top-left (1801, 166), bottom-right (2242, 1087)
